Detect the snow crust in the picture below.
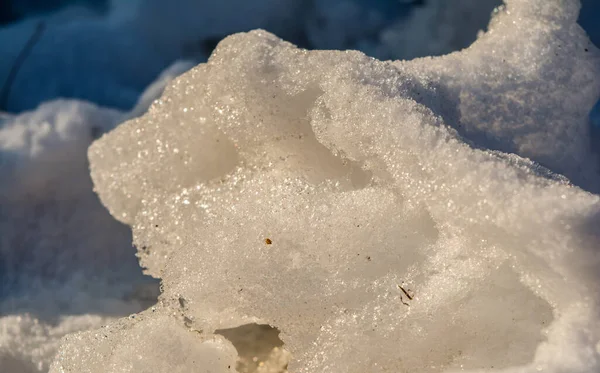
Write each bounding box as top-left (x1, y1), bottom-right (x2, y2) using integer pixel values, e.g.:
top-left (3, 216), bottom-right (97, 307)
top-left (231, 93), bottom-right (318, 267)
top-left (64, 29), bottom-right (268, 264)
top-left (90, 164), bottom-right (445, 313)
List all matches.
top-left (47, 0), bottom-right (600, 372)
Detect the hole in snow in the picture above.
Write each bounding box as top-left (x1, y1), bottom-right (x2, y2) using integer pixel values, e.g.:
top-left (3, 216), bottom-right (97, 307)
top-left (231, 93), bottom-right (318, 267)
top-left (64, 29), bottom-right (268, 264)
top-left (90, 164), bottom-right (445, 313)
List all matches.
top-left (215, 323), bottom-right (290, 373)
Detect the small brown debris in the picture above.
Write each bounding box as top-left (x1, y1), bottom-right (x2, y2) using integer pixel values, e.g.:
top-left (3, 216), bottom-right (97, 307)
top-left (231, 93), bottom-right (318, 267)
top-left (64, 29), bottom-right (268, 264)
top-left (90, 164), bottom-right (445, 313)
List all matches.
top-left (265, 238), bottom-right (272, 245)
top-left (400, 295), bottom-right (410, 307)
top-left (398, 284), bottom-right (413, 300)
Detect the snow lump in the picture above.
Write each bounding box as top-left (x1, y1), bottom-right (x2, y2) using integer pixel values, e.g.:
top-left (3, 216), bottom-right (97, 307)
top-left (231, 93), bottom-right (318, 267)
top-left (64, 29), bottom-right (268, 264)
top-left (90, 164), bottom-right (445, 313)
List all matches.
top-left (51, 0), bottom-right (600, 372)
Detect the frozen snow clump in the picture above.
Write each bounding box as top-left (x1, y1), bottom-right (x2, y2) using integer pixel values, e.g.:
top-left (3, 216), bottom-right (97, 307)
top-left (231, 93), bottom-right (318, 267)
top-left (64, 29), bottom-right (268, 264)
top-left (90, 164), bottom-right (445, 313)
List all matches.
top-left (52, 0), bottom-right (600, 372)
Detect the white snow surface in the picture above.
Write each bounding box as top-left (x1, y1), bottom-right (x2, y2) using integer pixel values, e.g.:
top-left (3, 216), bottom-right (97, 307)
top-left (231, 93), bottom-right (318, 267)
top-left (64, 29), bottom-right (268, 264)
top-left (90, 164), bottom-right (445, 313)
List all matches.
top-left (0, 60), bottom-right (189, 371)
top-left (46, 0), bottom-right (600, 372)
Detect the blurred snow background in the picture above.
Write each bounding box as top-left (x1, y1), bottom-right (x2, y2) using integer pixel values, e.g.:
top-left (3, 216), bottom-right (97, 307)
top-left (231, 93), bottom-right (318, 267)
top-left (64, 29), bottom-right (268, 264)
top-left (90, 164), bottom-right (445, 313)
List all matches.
top-left (0, 0), bottom-right (599, 372)
top-left (0, 0), bottom-right (502, 113)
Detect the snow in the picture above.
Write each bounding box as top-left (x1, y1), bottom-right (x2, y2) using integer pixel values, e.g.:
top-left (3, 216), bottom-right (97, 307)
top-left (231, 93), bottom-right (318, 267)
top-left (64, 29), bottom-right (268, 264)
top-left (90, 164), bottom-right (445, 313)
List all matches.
top-left (0, 65), bottom-right (184, 371)
top-left (0, 0), bottom-right (298, 112)
top-left (0, 0), bottom-right (598, 372)
top-left (43, 0), bottom-right (600, 372)
top-left (1, 314), bottom-right (115, 373)
top-left (0, 0), bottom-right (499, 113)
top-left (53, 313), bottom-right (239, 373)
top-left (314, 0), bottom-right (503, 60)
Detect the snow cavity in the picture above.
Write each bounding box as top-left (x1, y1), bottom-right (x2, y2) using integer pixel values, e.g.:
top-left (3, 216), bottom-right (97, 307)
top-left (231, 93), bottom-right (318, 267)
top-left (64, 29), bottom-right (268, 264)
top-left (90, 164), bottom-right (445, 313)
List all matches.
top-left (51, 0), bottom-right (600, 372)
top-left (215, 323), bottom-right (288, 373)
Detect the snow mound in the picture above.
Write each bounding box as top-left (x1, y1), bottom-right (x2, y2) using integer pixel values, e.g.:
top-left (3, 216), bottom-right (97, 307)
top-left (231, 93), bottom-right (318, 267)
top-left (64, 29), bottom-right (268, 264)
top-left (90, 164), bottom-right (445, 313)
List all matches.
top-left (52, 0), bottom-right (600, 372)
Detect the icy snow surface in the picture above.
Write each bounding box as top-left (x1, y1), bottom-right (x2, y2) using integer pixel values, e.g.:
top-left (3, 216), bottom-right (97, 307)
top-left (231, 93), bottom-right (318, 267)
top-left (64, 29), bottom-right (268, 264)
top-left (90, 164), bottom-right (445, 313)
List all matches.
top-left (47, 0), bottom-right (600, 372)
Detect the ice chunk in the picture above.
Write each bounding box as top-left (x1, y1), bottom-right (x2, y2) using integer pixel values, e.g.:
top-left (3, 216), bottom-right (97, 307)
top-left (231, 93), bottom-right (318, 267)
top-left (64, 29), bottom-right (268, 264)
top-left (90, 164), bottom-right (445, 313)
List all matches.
top-left (54, 0), bottom-right (600, 372)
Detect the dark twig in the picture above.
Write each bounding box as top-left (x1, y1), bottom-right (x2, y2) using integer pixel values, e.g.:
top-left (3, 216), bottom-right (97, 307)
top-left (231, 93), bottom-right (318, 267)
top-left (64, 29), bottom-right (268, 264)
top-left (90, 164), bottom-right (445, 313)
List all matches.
top-left (0, 21), bottom-right (45, 110)
top-left (398, 284), bottom-right (413, 300)
top-left (400, 295), bottom-right (410, 307)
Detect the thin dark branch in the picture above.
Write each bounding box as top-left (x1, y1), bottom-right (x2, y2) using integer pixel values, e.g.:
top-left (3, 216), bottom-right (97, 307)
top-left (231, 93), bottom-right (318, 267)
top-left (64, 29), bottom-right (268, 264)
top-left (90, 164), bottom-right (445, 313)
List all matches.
top-left (398, 284), bottom-right (413, 300)
top-left (0, 21), bottom-right (46, 110)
